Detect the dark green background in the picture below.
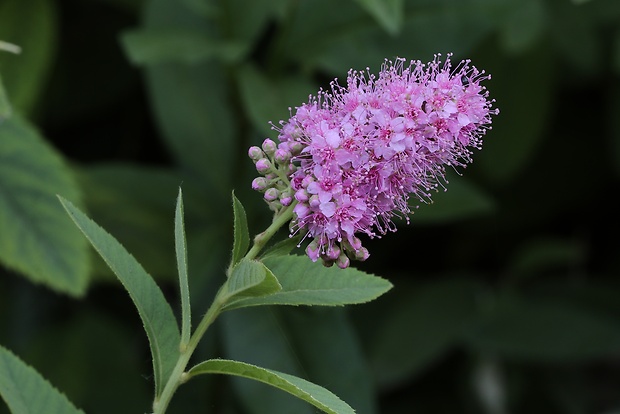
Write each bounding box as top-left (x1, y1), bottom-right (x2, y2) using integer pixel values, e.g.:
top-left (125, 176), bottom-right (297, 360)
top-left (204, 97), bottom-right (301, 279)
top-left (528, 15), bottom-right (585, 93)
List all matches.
top-left (1, 0), bottom-right (620, 413)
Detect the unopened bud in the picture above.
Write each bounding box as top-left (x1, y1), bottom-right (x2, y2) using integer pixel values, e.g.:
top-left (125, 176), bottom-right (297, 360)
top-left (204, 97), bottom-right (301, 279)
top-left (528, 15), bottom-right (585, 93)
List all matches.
top-left (251, 177), bottom-right (268, 191)
top-left (264, 188), bottom-right (279, 202)
top-left (295, 189), bottom-right (309, 202)
top-left (255, 158), bottom-right (272, 174)
top-left (274, 148), bottom-right (292, 165)
top-left (262, 139), bottom-right (277, 156)
top-left (248, 146), bottom-right (264, 161)
top-left (336, 253), bottom-right (350, 269)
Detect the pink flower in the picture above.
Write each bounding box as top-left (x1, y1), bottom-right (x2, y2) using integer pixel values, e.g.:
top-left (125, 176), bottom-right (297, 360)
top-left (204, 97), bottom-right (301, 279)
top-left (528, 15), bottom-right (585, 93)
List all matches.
top-left (251, 54), bottom-right (498, 267)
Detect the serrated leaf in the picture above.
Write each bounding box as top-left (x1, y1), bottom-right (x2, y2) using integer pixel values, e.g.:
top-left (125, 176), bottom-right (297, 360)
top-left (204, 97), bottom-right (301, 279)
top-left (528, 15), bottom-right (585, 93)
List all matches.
top-left (187, 359), bottom-right (355, 414)
top-left (221, 306), bottom-right (376, 414)
top-left (259, 234), bottom-right (303, 261)
top-left (222, 255), bottom-right (392, 310)
top-left (120, 29), bottom-right (246, 65)
top-left (58, 197), bottom-right (180, 396)
top-left (175, 188), bottom-right (191, 345)
top-left (0, 344), bottom-right (85, 414)
top-left (231, 192), bottom-right (250, 266)
top-left (222, 259), bottom-right (282, 303)
top-left (0, 0), bottom-right (57, 115)
top-left (0, 115), bottom-right (89, 296)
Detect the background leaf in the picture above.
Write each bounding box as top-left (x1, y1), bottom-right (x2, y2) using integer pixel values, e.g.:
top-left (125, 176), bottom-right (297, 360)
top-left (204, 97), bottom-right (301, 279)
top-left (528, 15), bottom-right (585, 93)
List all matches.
top-left (0, 75), bottom-right (11, 119)
top-left (59, 198), bottom-right (180, 396)
top-left (0, 115), bottom-right (89, 296)
top-left (0, 0), bottom-right (57, 115)
top-left (0, 344), bottom-right (85, 414)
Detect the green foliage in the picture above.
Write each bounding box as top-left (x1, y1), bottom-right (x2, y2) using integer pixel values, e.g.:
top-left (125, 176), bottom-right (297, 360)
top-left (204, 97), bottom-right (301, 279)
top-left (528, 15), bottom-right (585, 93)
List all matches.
top-left (59, 198), bottom-right (180, 397)
top-left (188, 359), bottom-right (355, 414)
top-left (0, 116), bottom-right (89, 296)
top-left (222, 255), bottom-right (393, 310)
top-left (2, 0), bottom-right (620, 413)
top-left (175, 188), bottom-right (192, 345)
top-left (0, 0), bottom-right (57, 115)
top-left (0, 344), bottom-right (85, 414)
top-left (231, 192), bottom-right (250, 267)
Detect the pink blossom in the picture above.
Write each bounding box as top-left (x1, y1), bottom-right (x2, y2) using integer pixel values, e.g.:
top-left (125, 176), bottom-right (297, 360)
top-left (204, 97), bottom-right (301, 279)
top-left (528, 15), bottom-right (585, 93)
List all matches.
top-left (251, 54), bottom-right (498, 267)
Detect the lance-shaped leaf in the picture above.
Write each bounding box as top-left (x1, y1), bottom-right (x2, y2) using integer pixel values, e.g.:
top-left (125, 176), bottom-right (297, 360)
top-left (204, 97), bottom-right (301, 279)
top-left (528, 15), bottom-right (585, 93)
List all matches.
top-left (175, 188), bottom-right (191, 345)
top-left (230, 192), bottom-right (250, 267)
top-left (187, 359), bottom-right (355, 414)
top-left (59, 197), bottom-right (180, 397)
top-left (222, 255), bottom-right (392, 310)
top-left (0, 344), bottom-right (85, 414)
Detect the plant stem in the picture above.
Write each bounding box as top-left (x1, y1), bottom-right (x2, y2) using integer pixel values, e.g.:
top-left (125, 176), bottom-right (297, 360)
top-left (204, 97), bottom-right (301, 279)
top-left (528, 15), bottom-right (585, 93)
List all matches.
top-left (152, 291), bottom-right (225, 414)
top-left (152, 202), bottom-right (296, 413)
top-left (244, 201), bottom-right (297, 261)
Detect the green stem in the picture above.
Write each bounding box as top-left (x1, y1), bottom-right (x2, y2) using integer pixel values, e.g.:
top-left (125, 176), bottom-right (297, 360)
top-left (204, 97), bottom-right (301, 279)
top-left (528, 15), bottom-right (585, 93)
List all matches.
top-left (152, 291), bottom-right (225, 414)
top-left (151, 202), bottom-right (297, 413)
top-left (245, 201), bottom-right (297, 261)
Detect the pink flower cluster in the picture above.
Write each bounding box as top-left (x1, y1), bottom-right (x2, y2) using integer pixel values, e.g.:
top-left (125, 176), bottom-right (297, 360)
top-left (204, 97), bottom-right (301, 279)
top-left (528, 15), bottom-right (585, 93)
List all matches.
top-left (250, 54), bottom-right (498, 268)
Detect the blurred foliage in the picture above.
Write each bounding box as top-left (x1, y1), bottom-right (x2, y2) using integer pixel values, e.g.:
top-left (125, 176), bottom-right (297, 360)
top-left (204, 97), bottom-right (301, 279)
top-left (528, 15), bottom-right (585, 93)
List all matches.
top-left (1, 0), bottom-right (620, 413)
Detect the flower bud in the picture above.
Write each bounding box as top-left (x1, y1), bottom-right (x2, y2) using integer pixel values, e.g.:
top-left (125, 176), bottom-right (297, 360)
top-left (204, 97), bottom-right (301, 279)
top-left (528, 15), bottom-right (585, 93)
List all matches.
top-left (251, 177), bottom-right (268, 191)
top-left (289, 141), bottom-right (304, 156)
top-left (255, 158), bottom-right (272, 174)
top-left (262, 139), bottom-right (277, 156)
top-left (354, 247), bottom-right (370, 261)
top-left (274, 148), bottom-right (292, 165)
top-left (336, 253), bottom-right (350, 269)
top-left (264, 187), bottom-right (279, 202)
top-left (306, 240), bottom-right (320, 262)
top-left (325, 244), bottom-right (341, 261)
top-left (280, 196), bottom-right (293, 206)
top-left (248, 146), bottom-right (264, 161)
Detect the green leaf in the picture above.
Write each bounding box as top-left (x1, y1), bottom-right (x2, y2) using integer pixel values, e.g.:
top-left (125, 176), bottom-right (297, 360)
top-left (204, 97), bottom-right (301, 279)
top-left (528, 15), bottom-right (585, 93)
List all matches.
top-left (220, 308), bottom-right (315, 414)
top-left (352, 0), bottom-right (404, 35)
top-left (281, 308), bottom-right (378, 414)
top-left (463, 295), bottom-right (620, 361)
top-left (58, 197), bottom-right (181, 396)
top-left (120, 29), bottom-right (246, 65)
top-left (175, 188), bottom-right (191, 346)
top-left (187, 359), bottom-right (356, 414)
top-left (236, 63), bottom-right (317, 136)
top-left (0, 115), bottom-right (89, 296)
top-left (413, 177), bottom-right (495, 225)
top-left (281, 0), bottom-right (497, 75)
top-left (0, 0), bottom-right (57, 115)
top-left (0, 344), bottom-right (85, 414)
top-left (222, 259), bottom-right (282, 303)
top-left (142, 0), bottom-right (237, 197)
top-left (0, 74), bottom-right (11, 119)
top-left (222, 255), bottom-right (392, 310)
top-left (475, 43), bottom-right (554, 185)
top-left (363, 278), bottom-right (482, 388)
top-left (498, 0), bottom-right (545, 54)
top-left (259, 234), bottom-right (303, 261)
top-left (231, 192), bottom-right (250, 267)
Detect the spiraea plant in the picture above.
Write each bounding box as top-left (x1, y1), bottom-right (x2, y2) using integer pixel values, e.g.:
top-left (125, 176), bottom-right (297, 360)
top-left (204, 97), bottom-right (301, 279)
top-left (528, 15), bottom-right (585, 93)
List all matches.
top-left (1, 54), bottom-right (496, 414)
